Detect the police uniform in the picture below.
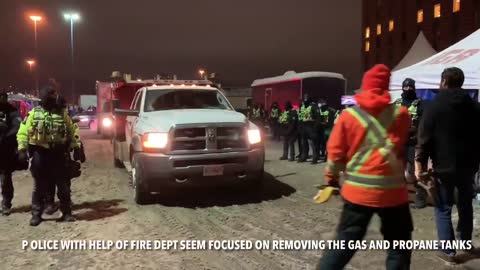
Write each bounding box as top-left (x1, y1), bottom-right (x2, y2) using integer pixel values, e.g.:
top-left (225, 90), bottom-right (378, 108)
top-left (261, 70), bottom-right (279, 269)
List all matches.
top-left (318, 105), bottom-right (335, 161)
top-left (269, 105), bottom-right (281, 141)
top-left (299, 100), bottom-right (319, 164)
top-left (394, 96), bottom-right (426, 208)
top-left (278, 104), bottom-right (298, 161)
top-left (251, 106), bottom-right (264, 133)
top-left (0, 96), bottom-right (21, 215)
top-left (17, 104), bottom-right (81, 225)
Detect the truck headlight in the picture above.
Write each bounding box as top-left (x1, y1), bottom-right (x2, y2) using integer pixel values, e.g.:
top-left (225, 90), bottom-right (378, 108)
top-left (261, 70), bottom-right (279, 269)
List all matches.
top-left (102, 117), bottom-right (112, 128)
top-left (247, 129), bottom-right (261, 144)
top-left (143, 133), bottom-right (168, 149)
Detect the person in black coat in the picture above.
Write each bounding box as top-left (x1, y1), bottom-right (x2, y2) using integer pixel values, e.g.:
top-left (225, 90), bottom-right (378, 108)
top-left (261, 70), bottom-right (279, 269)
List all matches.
top-left (0, 92), bottom-right (21, 215)
top-left (415, 67), bottom-right (480, 261)
top-left (395, 78), bottom-right (428, 209)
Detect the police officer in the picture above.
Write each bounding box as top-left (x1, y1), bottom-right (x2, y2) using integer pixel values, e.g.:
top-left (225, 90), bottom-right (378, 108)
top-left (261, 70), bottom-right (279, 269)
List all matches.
top-left (278, 101), bottom-right (298, 161)
top-left (250, 103), bottom-right (264, 132)
top-left (296, 98), bottom-right (304, 159)
top-left (269, 102), bottom-right (281, 141)
top-left (17, 86), bottom-right (82, 226)
top-left (318, 100), bottom-right (335, 162)
top-left (44, 95), bottom-right (84, 215)
top-left (395, 78), bottom-right (427, 209)
top-left (0, 92), bottom-right (21, 216)
top-left (299, 94), bottom-right (319, 164)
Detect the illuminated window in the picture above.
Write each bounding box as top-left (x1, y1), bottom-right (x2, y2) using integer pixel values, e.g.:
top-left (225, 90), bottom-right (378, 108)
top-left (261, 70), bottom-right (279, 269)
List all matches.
top-left (453, 0), bottom-right (461, 12)
top-left (434, 4), bottom-right (441, 18)
top-left (377, 24), bottom-right (382, 35)
top-left (417, 9), bottom-right (424, 23)
top-left (365, 41), bottom-right (370, 52)
top-left (389, 20), bottom-right (394, 31)
top-left (365, 27), bottom-right (370, 38)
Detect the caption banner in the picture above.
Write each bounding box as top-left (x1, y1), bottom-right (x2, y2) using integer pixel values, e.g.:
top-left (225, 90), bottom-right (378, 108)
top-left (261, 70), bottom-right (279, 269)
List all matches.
top-left (21, 240), bottom-right (473, 251)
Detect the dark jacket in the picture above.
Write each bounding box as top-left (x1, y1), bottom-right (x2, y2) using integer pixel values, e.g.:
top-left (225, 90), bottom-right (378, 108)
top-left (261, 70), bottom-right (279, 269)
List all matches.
top-left (415, 89), bottom-right (480, 176)
top-left (398, 98), bottom-right (426, 146)
top-left (0, 103), bottom-right (21, 171)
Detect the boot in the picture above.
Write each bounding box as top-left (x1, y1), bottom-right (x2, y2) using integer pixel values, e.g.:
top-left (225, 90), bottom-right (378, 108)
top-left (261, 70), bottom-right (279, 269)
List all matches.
top-left (311, 159), bottom-right (318, 165)
top-left (279, 156), bottom-right (288, 160)
top-left (1, 205), bottom-right (11, 216)
top-left (44, 204), bottom-right (58, 215)
top-left (288, 157), bottom-right (295, 162)
top-left (30, 215), bottom-right (42, 226)
top-left (61, 213), bottom-right (76, 222)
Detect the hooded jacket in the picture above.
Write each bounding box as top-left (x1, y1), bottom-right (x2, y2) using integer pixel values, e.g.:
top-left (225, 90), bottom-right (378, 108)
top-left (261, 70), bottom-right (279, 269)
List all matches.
top-left (416, 89), bottom-right (480, 176)
top-left (0, 101), bottom-right (21, 170)
top-left (325, 65), bottom-right (411, 208)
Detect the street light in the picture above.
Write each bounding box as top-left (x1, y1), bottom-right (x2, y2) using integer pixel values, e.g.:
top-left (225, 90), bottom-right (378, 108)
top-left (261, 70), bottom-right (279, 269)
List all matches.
top-left (26, 60), bottom-right (35, 95)
top-left (64, 12), bottom-right (80, 103)
top-left (198, 69), bottom-right (205, 79)
top-left (29, 15), bottom-right (42, 95)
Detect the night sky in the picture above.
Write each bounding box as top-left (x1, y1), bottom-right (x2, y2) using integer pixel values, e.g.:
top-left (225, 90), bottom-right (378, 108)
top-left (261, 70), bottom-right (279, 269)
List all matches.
top-left (0, 0), bottom-right (361, 98)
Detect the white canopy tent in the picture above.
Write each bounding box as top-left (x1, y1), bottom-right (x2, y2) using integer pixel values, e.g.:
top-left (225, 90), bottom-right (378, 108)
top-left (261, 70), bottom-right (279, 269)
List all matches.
top-left (392, 32), bottom-right (436, 71)
top-left (390, 29), bottom-right (480, 90)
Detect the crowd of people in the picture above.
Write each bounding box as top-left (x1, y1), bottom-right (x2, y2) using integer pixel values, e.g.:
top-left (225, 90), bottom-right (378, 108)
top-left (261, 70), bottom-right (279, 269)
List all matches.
top-left (247, 65), bottom-right (479, 268)
top-left (247, 96), bottom-right (337, 165)
top-left (322, 65), bottom-right (480, 268)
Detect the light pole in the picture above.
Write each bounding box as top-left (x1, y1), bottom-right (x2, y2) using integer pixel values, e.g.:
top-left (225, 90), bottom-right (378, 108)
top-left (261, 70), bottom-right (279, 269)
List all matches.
top-left (26, 60), bottom-right (35, 95)
top-left (64, 12), bottom-right (80, 103)
top-left (29, 15), bottom-right (42, 96)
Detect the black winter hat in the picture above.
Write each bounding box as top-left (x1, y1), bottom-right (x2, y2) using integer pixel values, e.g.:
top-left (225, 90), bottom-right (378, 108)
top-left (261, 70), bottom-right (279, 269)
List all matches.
top-left (402, 78), bottom-right (416, 89)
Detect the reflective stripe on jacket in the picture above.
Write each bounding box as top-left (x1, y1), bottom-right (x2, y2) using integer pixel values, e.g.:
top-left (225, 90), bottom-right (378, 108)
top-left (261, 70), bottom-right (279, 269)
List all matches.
top-left (17, 107), bottom-right (80, 151)
top-left (278, 111), bottom-right (289, 124)
top-left (325, 104), bottom-right (411, 207)
top-left (270, 108), bottom-right (279, 118)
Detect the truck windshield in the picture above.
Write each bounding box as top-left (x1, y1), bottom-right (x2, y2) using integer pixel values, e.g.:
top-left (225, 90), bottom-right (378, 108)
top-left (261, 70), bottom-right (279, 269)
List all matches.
top-left (144, 89), bottom-right (233, 112)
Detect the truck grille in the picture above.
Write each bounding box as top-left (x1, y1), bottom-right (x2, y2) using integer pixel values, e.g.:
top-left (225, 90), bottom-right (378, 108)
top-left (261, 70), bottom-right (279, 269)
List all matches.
top-left (174, 128), bottom-right (206, 138)
top-left (173, 157), bottom-right (248, 167)
top-left (171, 140), bottom-right (206, 151)
top-left (170, 125), bottom-right (247, 153)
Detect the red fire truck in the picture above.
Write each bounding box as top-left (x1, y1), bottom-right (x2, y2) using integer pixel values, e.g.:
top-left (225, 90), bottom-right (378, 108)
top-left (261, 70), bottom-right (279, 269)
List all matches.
top-left (96, 79), bottom-right (145, 137)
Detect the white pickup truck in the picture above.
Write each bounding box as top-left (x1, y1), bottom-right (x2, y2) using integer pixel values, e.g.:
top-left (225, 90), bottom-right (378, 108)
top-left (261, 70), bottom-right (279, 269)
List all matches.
top-left (113, 83), bottom-right (265, 204)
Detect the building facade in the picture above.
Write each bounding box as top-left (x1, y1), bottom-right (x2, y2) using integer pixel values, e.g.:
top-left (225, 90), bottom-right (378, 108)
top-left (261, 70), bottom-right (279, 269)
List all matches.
top-left (362, 0), bottom-right (480, 70)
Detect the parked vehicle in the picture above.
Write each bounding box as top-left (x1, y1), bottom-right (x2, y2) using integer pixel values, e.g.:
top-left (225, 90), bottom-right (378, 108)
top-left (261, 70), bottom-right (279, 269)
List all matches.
top-left (251, 71), bottom-right (347, 110)
top-left (113, 81), bottom-right (265, 204)
top-left (72, 110), bottom-right (97, 129)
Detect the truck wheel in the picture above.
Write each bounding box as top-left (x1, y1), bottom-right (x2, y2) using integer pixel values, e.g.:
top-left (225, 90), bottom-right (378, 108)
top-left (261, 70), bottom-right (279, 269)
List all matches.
top-left (113, 141), bottom-right (124, 168)
top-left (132, 154), bottom-right (153, 205)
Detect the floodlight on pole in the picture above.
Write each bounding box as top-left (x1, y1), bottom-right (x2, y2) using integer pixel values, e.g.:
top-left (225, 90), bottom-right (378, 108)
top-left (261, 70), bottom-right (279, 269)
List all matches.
top-left (64, 12), bottom-right (81, 103)
top-left (26, 60), bottom-right (36, 95)
top-left (29, 15), bottom-right (42, 96)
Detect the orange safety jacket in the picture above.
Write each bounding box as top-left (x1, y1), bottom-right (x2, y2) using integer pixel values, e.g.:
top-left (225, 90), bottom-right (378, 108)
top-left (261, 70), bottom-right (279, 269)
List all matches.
top-left (325, 104), bottom-right (411, 208)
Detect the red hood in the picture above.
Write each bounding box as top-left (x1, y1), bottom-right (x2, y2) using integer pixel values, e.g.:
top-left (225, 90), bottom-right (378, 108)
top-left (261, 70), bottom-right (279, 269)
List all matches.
top-left (354, 89), bottom-right (391, 114)
top-left (354, 64), bottom-right (392, 115)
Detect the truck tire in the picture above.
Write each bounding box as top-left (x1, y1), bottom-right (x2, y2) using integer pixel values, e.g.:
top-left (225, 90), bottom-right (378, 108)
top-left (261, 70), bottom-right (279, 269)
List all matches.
top-left (132, 154), bottom-right (153, 205)
top-left (113, 141), bottom-right (124, 168)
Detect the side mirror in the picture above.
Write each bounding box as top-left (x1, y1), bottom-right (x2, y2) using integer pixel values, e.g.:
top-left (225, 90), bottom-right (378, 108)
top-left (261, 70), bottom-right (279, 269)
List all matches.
top-left (114, 109), bottom-right (139, 117)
